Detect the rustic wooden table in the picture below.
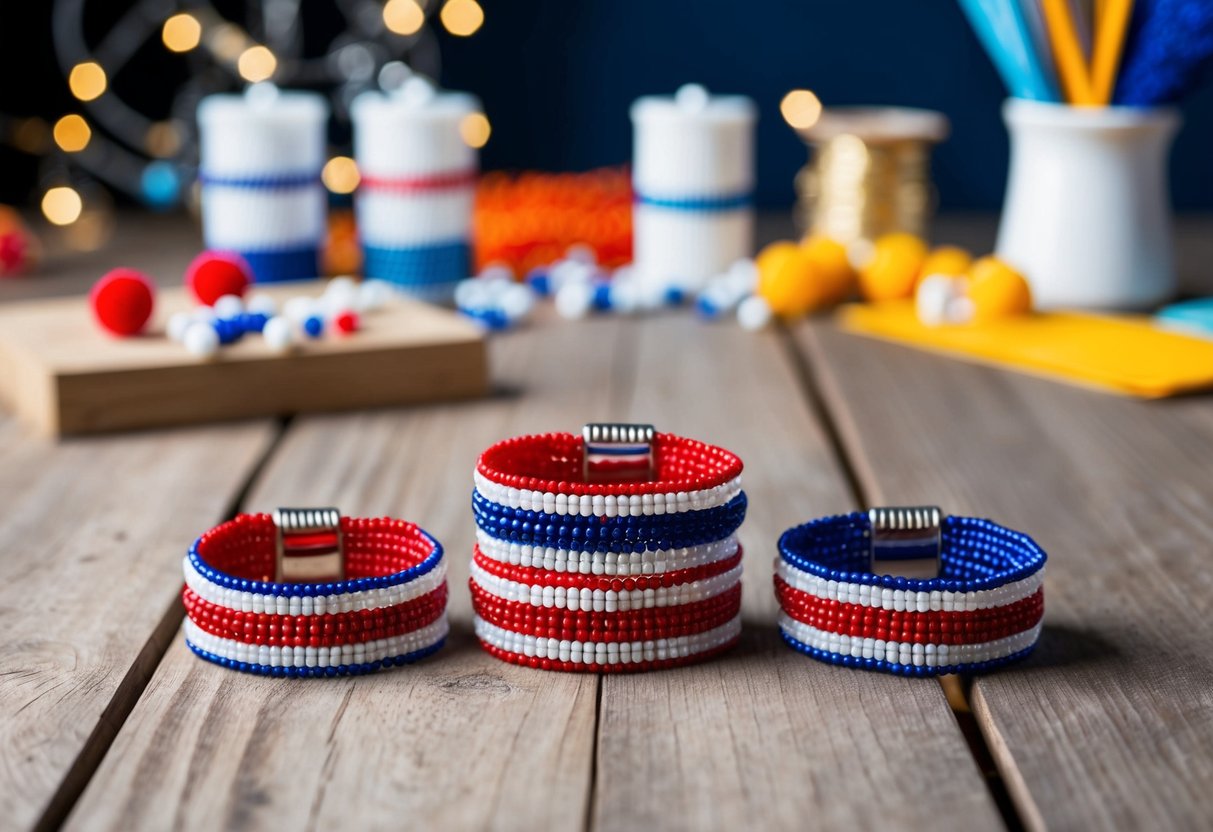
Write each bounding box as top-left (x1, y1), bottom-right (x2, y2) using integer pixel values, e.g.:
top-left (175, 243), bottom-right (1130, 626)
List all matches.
top-left (3, 214), bottom-right (1212, 832)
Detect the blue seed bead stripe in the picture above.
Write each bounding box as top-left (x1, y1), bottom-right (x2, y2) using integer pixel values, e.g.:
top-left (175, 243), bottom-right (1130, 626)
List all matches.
top-left (778, 512), bottom-right (1046, 593)
top-left (472, 489), bottom-right (747, 553)
top-left (362, 241), bottom-right (470, 288)
top-left (186, 529), bottom-right (444, 598)
top-left (778, 629), bottom-right (1036, 678)
top-left (634, 190), bottom-right (754, 212)
top-left (185, 637), bottom-right (446, 678)
top-left (229, 246), bottom-right (320, 284)
top-left (199, 171), bottom-right (322, 189)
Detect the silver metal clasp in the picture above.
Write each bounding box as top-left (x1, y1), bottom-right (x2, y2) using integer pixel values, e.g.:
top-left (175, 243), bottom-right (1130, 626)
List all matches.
top-left (274, 507), bottom-right (345, 583)
top-left (582, 422), bottom-right (655, 483)
top-left (869, 506), bottom-right (942, 579)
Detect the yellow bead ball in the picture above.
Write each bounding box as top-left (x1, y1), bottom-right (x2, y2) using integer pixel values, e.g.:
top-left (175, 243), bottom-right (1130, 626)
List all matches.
top-left (800, 235), bottom-right (855, 304)
top-left (857, 232), bottom-right (928, 301)
top-left (920, 245), bottom-right (972, 279)
top-left (756, 241), bottom-right (823, 318)
top-left (966, 256), bottom-right (1033, 322)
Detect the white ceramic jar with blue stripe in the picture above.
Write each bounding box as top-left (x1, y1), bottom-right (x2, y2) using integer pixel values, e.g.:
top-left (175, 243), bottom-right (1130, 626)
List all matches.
top-left (631, 85), bottom-right (757, 293)
top-left (352, 81), bottom-right (481, 303)
top-left (196, 86), bottom-right (329, 283)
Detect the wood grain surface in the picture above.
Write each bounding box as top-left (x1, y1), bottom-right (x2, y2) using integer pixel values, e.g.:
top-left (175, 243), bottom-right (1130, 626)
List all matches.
top-left (798, 322), bottom-right (1213, 831)
top-left (0, 417), bottom-right (277, 831)
top-left (590, 315), bottom-right (1004, 832)
top-left (64, 312), bottom-right (631, 831)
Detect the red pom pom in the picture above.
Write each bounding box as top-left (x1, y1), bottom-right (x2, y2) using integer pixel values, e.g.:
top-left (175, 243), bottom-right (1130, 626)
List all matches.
top-left (90, 268), bottom-right (156, 337)
top-left (334, 310), bottom-right (360, 334)
top-left (186, 251), bottom-right (251, 306)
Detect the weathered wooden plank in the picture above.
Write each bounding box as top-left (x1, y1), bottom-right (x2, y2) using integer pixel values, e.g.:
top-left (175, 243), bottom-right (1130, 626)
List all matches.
top-left (67, 313), bottom-right (634, 831)
top-left (798, 322), bottom-right (1213, 831)
top-left (0, 417), bottom-right (278, 831)
top-left (591, 316), bottom-right (1004, 832)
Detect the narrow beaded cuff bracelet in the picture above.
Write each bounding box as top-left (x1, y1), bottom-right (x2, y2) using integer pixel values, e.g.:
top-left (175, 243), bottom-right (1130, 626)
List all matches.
top-left (183, 509), bottom-right (449, 677)
top-left (471, 424), bottom-right (746, 672)
top-left (775, 508), bottom-right (1046, 677)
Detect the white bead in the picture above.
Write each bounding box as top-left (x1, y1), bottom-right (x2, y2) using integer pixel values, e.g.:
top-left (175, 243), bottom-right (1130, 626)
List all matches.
top-left (737, 295), bottom-right (773, 332)
top-left (245, 292), bottom-right (277, 316)
top-left (183, 322), bottom-right (219, 357)
top-left (284, 295), bottom-right (318, 323)
top-left (500, 283), bottom-right (536, 321)
top-left (167, 311), bottom-right (193, 342)
top-left (555, 281), bottom-right (595, 319)
top-left (357, 279), bottom-right (394, 312)
top-left (262, 316), bottom-right (294, 353)
top-left (915, 274), bottom-right (964, 327)
top-left (608, 280), bottom-right (641, 316)
top-left (212, 294), bottom-right (244, 319)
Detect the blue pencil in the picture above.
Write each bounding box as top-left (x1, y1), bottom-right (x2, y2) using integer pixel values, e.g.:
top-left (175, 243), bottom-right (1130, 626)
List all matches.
top-left (958, 0), bottom-right (1061, 100)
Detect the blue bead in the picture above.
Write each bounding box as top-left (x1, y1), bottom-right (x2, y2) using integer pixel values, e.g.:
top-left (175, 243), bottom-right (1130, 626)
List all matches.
top-left (240, 312), bottom-right (269, 333)
top-left (526, 269), bottom-right (552, 296)
top-left (303, 315), bottom-right (325, 338)
top-left (664, 286), bottom-right (687, 306)
top-left (695, 295), bottom-right (723, 319)
top-left (213, 318), bottom-right (243, 345)
top-left (592, 282), bottom-right (613, 310)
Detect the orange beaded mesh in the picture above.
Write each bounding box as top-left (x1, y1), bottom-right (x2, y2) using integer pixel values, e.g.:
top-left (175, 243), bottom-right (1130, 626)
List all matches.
top-left (473, 168), bottom-right (633, 275)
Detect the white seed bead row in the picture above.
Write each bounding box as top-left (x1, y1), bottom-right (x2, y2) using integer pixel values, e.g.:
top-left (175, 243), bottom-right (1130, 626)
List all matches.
top-left (183, 556), bottom-right (448, 615)
top-left (474, 613), bottom-right (742, 665)
top-left (184, 614), bottom-right (450, 669)
top-left (777, 613), bottom-right (1043, 669)
top-left (476, 530), bottom-right (740, 575)
top-left (775, 558), bottom-right (1044, 613)
top-left (470, 560), bottom-right (743, 611)
top-left (473, 471), bottom-right (743, 517)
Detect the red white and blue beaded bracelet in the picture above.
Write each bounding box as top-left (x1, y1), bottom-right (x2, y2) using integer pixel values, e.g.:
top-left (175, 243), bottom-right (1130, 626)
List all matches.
top-left (471, 423), bottom-right (747, 672)
top-left (775, 507), bottom-right (1046, 677)
top-left (183, 508), bottom-right (449, 677)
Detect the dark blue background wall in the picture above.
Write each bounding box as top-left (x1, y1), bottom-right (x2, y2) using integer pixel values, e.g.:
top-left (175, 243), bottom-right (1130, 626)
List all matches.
top-left (443, 0), bottom-right (1213, 209)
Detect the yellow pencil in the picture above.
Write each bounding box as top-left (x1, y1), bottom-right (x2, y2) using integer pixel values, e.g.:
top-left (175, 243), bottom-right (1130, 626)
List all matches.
top-left (1042, 0), bottom-right (1098, 104)
top-left (1091, 0), bottom-right (1135, 104)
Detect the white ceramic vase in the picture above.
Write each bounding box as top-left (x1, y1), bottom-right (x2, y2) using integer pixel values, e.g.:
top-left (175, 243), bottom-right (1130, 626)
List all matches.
top-left (996, 98), bottom-right (1180, 310)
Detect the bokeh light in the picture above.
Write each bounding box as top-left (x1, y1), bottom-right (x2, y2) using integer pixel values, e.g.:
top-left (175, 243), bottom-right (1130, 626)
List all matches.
top-left (441, 0), bottom-right (484, 36)
top-left (322, 156), bottom-right (361, 194)
top-left (162, 13), bottom-right (202, 53)
top-left (145, 121), bottom-right (183, 157)
top-left (460, 112), bottom-right (491, 148)
top-left (780, 89), bottom-right (823, 130)
top-left (53, 115), bottom-right (91, 153)
top-left (41, 187), bottom-right (84, 226)
top-left (238, 45), bottom-right (277, 83)
top-left (68, 62), bottom-right (107, 101)
top-left (383, 0), bottom-right (425, 35)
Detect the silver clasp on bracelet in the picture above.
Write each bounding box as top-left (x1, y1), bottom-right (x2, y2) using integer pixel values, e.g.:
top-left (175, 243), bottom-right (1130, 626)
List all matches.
top-left (274, 507), bottom-right (345, 583)
top-left (582, 422), bottom-right (655, 483)
top-left (868, 506), bottom-right (942, 579)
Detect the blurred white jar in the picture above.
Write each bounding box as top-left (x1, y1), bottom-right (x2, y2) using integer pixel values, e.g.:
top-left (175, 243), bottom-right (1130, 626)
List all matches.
top-left (197, 85), bottom-right (328, 283)
top-left (631, 84), bottom-right (757, 293)
top-left (996, 98), bottom-right (1180, 310)
top-left (352, 79), bottom-right (481, 303)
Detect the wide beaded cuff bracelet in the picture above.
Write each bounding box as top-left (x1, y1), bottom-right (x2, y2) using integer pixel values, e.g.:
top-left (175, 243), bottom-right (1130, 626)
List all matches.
top-left (183, 509), bottom-right (449, 677)
top-left (775, 508), bottom-right (1046, 677)
top-left (470, 424), bottom-right (746, 672)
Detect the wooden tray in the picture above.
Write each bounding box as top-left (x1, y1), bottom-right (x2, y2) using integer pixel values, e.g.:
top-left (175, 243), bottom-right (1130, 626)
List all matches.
top-left (0, 281), bottom-right (489, 436)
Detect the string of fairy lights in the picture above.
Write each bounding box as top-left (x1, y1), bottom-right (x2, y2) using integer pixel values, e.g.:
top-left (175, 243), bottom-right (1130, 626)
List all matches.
top-left (5, 0), bottom-right (487, 251)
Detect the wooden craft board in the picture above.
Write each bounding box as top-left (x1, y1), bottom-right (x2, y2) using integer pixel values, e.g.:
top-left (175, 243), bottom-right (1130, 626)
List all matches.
top-left (0, 281), bottom-right (489, 436)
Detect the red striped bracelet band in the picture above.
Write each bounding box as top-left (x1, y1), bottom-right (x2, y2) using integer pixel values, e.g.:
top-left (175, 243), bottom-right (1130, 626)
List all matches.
top-left (776, 508), bottom-right (1046, 676)
top-left (471, 424), bottom-right (747, 671)
top-left (183, 509), bottom-right (449, 677)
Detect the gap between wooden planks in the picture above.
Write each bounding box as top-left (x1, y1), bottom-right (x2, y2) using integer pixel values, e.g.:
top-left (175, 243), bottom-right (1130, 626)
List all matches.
top-left (797, 321), bottom-right (1213, 831)
top-left (0, 417), bottom-right (279, 832)
top-left (68, 312), bottom-right (1002, 832)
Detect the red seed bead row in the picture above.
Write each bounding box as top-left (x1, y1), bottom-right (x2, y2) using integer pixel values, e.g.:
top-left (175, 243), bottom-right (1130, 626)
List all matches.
top-left (472, 545), bottom-right (743, 591)
top-left (477, 637), bottom-right (742, 674)
top-left (775, 577), bottom-right (1045, 646)
top-left (476, 432), bottom-right (743, 497)
top-left (184, 583), bottom-right (449, 648)
top-left (470, 580), bottom-right (741, 643)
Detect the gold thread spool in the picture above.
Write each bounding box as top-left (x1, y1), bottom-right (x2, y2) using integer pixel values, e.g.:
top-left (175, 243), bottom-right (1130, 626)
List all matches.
top-left (792, 107), bottom-right (949, 245)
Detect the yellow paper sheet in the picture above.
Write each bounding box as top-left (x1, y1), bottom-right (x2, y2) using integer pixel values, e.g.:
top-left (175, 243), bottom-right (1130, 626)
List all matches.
top-left (838, 302), bottom-right (1213, 398)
